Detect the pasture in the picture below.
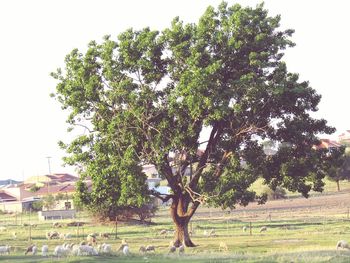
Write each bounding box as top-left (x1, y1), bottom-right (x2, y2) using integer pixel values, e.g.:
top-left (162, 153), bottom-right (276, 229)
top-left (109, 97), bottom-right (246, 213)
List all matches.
top-left (1, 182), bottom-right (350, 262)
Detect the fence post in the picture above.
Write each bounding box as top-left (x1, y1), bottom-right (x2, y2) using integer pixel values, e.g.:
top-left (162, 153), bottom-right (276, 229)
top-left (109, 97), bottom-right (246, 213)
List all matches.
top-left (115, 218), bottom-right (118, 239)
top-left (249, 222), bottom-right (252, 236)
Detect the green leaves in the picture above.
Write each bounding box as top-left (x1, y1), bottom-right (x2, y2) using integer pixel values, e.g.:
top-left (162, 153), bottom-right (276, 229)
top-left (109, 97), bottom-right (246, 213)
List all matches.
top-left (53, 1), bottom-right (334, 218)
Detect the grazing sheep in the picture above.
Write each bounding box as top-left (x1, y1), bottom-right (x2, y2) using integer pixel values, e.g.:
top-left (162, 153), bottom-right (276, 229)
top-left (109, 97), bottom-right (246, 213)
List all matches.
top-left (53, 244), bottom-right (71, 257)
top-left (145, 245), bottom-right (156, 252)
top-left (53, 222), bottom-right (62, 228)
top-left (178, 244), bottom-right (185, 255)
top-left (25, 244), bottom-right (36, 255)
top-left (259, 226), bottom-right (267, 233)
top-left (158, 229), bottom-right (167, 237)
top-left (122, 245), bottom-right (130, 256)
top-left (47, 231), bottom-right (59, 240)
top-left (168, 241), bottom-right (176, 254)
top-left (219, 242), bottom-right (228, 252)
top-left (98, 243), bottom-right (112, 254)
top-left (32, 245), bottom-right (37, 255)
top-left (41, 245), bottom-right (48, 257)
top-left (86, 234), bottom-right (97, 245)
top-left (0, 226), bottom-right (7, 232)
top-left (139, 245), bottom-right (146, 253)
top-left (336, 240), bottom-right (350, 250)
top-left (118, 239), bottom-right (128, 251)
top-left (242, 226), bottom-right (248, 232)
top-left (99, 232), bottom-right (109, 239)
top-left (0, 245), bottom-right (11, 255)
top-left (77, 245), bottom-right (98, 256)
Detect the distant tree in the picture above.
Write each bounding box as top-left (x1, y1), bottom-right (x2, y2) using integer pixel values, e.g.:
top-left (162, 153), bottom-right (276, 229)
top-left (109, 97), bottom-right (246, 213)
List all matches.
top-left (52, 2), bottom-right (335, 246)
top-left (328, 147), bottom-right (350, 191)
top-left (42, 194), bottom-right (56, 210)
top-left (31, 200), bottom-right (43, 211)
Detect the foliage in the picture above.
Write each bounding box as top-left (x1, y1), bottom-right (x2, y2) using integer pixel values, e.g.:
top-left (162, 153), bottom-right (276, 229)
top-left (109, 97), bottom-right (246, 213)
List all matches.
top-left (42, 194), bottom-right (56, 210)
top-left (29, 185), bottom-right (41, 192)
top-left (55, 193), bottom-right (65, 201)
top-left (262, 186), bottom-right (286, 200)
top-left (327, 146), bottom-right (350, 190)
top-left (52, 1), bottom-right (335, 245)
top-left (31, 200), bottom-right (44, 211)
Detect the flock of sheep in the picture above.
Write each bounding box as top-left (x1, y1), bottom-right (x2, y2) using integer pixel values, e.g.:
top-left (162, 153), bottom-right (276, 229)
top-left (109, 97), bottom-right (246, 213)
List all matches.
top-left (0, 222), bottom-right (350, 257)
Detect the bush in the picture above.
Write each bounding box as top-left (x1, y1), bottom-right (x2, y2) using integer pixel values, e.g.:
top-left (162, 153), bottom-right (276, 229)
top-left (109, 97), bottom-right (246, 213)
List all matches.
top-left (263, 186), bottom-right (287, 200)
top-left (31, 200), bottom-right (43, 211)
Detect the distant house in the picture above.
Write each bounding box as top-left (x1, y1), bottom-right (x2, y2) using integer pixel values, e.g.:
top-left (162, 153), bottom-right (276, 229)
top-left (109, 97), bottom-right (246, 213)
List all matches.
top-left (313, 139), bottom-right (341, 150)
top-left (24, 173), bottom-right (78, 185)
top-left (339, 130), bottom-right (350, 145)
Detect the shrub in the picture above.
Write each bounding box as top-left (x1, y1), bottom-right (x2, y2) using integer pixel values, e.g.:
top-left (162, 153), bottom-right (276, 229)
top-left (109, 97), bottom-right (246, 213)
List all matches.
top-left (263, 186), bottom-right (287, 200)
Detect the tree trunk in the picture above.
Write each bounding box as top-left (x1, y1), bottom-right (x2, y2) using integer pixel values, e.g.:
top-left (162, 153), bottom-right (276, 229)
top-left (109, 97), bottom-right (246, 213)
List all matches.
top-left (170, 195), bottom-right (197, 247)
top-left (174, 219), bottom-right (195, 247)
top-left (337, 180), bottom-right (340, 191)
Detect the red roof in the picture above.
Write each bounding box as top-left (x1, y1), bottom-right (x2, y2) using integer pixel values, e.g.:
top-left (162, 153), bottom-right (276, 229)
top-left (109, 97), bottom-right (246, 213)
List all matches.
top-left (34, 183), bottom-right (76, 196)
top-left (0, 192), bottom-right (17, 202)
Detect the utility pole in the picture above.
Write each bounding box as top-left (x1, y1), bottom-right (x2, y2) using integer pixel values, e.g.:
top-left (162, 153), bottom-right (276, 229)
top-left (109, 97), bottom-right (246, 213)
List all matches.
top-left (46, 157), bottom-right (52, 194)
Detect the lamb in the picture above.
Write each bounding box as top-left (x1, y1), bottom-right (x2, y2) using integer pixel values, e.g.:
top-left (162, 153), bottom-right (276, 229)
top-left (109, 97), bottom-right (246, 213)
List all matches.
top-left (336, 240), bottom-right (350, 249)
top-left (259, 226), bottom-right (267, 233)
top-left (0, 245), bottom-right (11, 255)
top-left (41, 245), bottom-right (48, 257)
top-left (25, 244), bottom-right (37, 255)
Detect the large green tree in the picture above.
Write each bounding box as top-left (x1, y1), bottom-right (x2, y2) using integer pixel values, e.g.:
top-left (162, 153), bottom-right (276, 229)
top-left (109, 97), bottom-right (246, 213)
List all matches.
top-left (52, 2), bottom-right (334, 246)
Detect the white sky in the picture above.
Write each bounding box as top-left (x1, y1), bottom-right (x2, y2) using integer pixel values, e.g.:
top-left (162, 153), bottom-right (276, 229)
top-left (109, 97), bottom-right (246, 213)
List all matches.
top-left (0, 0), bottom-right (349, 181)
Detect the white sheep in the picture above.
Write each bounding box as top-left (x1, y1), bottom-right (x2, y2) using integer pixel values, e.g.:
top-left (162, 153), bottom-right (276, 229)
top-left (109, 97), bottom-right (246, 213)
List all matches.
top-left (98, 243), bottom-right (112, 254)
top-left (336, 240), bottom-right (350, 250)
top-left (77, 245), bottom-right (98, 256)
top-left (47, 231), bottom-right (59, 240)
top-left (32, 246), bottom-right (37, 256)
top-left (122, 245), bottom-right (130, 256)
top-left (41, 245), bottom-right (48, 257)
top-left (0, 226), bottom-right (7, 232)
top-left (0, 245), bottom-right (11, 255)
top-left (53, 245), bottom-right (70, 257)
top-left (12, 232), bottom-right (17, 240)
top-left (242, 226), bottom-right (248, 232)
top-left (259, 226), bottom-right (267, 233)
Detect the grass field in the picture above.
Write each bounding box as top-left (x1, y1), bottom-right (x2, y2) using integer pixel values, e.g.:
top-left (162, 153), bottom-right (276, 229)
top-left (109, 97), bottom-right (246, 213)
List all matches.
top-left (1, 180), bottom-right (350, 262)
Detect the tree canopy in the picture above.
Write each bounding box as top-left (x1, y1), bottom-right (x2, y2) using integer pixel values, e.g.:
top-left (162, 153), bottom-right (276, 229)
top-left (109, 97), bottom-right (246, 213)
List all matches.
top-left (52, 2), bottom-right (334, 246)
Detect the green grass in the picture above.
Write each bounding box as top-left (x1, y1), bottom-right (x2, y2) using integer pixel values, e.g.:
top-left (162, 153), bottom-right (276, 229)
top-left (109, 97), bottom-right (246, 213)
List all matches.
top-left (1, 179), bottom-right (350, 262)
